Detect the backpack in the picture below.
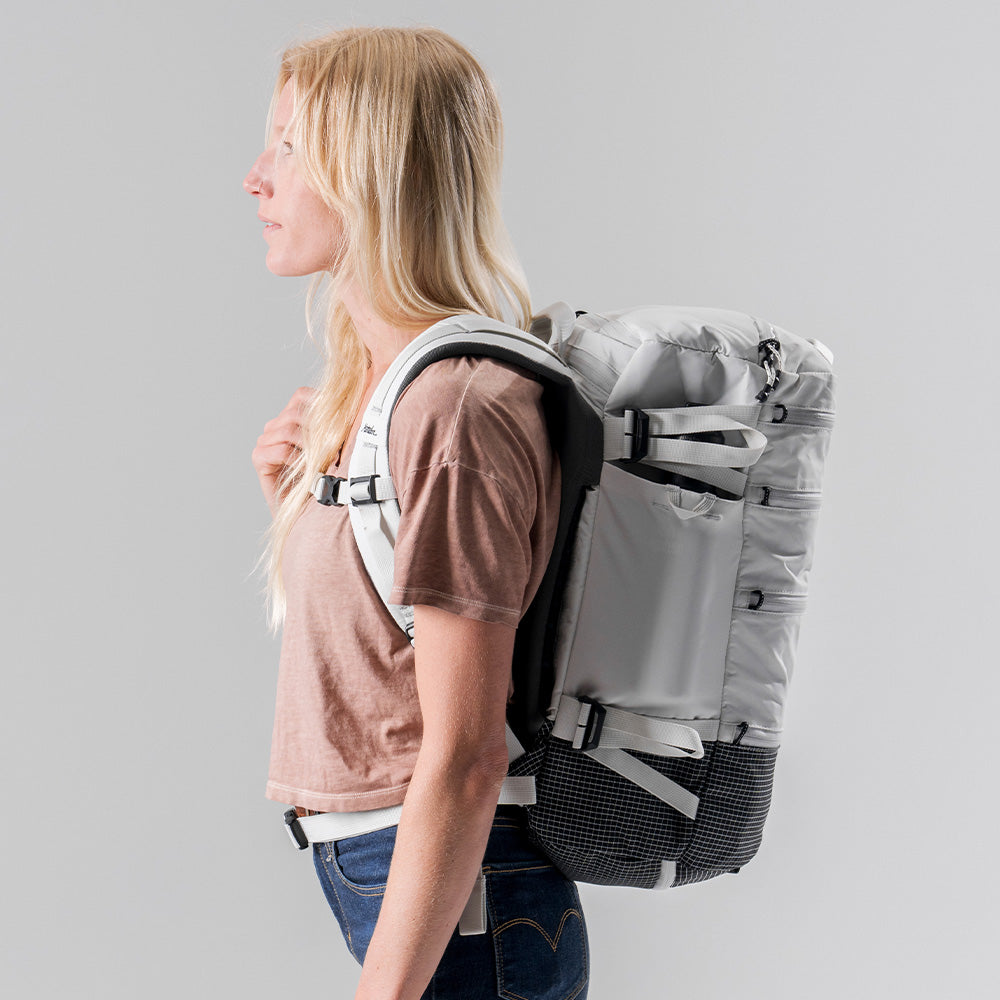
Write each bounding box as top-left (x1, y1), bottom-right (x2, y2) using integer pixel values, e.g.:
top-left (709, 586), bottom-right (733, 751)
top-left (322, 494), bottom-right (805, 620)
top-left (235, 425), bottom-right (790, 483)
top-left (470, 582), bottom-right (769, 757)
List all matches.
top-left (312, 303), bottom-right (835, 890)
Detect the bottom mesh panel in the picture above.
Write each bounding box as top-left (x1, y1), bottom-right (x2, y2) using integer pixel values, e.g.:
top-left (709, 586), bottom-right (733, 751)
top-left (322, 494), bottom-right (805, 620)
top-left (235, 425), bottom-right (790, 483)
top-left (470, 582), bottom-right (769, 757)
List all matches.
top-left (510, 723), bottom-right (778, 888)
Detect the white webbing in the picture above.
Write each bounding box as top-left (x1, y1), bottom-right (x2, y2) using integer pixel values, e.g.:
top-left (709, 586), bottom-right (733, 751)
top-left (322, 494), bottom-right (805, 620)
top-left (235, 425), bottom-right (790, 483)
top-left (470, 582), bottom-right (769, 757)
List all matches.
top-left (655, 462), bottom-right (749, 496)
top-left (497, 776), bottom-right (536, 806)
top-left (296, 805), bottom-right (404, 844)
top-left (603, 407), bottom-right (767, 468)
top-left (587, 746), bottom-right (699, 821)
top-left (653, 860), bottom-right (677, 890)
top-left (552, 697), bottom-right (703, 821)
top-left (553, 696), bottom-right (705, 759)
top-left (505, 724), bottom-right (526, 763)
top-left (347, 315), bottom-right (571, 649)
top-left (459, 871), bottom-right (488, 936)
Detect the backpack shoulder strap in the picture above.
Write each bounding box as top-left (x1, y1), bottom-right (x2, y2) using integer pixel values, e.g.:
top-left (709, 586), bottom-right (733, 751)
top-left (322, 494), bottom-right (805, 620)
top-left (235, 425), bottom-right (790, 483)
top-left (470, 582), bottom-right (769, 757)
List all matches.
top-left (345, 314), bottom-right (572, 643)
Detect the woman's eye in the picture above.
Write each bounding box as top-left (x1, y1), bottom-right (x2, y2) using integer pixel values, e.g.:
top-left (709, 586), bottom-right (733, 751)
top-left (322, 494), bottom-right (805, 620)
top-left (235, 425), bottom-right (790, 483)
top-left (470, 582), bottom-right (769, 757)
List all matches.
top-left (282, 140), bottom-right (293, 154)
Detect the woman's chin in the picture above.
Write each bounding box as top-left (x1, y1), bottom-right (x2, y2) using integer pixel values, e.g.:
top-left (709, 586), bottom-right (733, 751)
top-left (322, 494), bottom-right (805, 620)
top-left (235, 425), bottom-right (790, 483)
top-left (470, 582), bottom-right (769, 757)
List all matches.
top-left (265, 253), bottom-right (333, 278)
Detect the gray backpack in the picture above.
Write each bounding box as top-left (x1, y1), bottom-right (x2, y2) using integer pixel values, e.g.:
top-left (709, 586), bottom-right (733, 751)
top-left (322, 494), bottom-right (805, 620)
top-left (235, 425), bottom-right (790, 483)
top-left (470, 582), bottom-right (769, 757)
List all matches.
top-left (312, 303), bottom-right (835, 890)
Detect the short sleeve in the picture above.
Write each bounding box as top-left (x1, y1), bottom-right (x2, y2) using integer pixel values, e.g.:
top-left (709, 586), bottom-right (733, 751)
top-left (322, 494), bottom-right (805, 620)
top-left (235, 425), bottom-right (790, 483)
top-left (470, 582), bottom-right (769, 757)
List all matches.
top-left (387, 356), bottom-right (560, 629)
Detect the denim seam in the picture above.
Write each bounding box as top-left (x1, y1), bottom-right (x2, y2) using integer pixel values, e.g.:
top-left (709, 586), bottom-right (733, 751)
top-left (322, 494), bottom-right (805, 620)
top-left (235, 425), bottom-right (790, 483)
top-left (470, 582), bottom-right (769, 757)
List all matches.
top-left (315, 847), bottom-right (359, 963)
top-left (492, 909), bottom-right (584, 951)
top-left (332, 856), bottom-right (388, 898)
top-left (486, 873), bottom-right (587, 1000)
top-left (327, 834), bottom-right (393, 897)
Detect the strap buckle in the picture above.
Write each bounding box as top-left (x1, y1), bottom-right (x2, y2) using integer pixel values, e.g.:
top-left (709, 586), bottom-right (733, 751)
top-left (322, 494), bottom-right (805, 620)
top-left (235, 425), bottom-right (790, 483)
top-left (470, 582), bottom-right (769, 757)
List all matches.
top-left (312, 475), bottom-right (346, 506)
top-left (283, 809), bottom-right (309, 850)
top-left (622, 409), bottom-right (650, 461)
top-left (571, 697), bottom-right (607, 751)
top-left (312, 474), bottom-right (383, 506)
top-left (348, 475), bottom-right (381, 506)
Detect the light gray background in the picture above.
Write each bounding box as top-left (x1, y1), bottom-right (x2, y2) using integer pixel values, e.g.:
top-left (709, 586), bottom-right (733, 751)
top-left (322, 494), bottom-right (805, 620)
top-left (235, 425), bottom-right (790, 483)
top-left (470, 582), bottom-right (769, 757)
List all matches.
top-left (2, 1), bottom-right (996, 997)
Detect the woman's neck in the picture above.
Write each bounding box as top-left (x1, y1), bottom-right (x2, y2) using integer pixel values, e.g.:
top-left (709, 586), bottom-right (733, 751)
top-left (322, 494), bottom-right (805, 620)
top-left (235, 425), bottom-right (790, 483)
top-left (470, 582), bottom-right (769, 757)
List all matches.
top-left (338, 276), bottom-right (444, 373)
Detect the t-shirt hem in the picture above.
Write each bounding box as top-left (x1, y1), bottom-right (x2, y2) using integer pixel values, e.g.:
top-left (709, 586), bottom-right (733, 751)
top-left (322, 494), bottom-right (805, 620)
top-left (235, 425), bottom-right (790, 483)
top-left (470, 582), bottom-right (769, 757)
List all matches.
top-left (265, 779), bottom-right (410, 813)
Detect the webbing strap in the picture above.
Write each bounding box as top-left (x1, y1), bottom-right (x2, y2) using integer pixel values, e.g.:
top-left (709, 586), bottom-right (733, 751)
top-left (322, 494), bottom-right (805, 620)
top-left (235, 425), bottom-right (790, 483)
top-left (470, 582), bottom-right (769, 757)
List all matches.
top-left (551, 697), bottom-right (702, 821)
top-left (553, 697), bottom-right (705, 759)
top-left (346, 315), bottom-right (571, 651)
top-left (655, 462), bottom-right (749, 496)
top-left (497, 776), bottom-right (536, 806)
top-left (350, 497), bottom-right (415, 640)
top-left (587, 746), bottom-right (700, 821)
top-left (459, 871), bottom-right (487, 936)
top-left (654, 860), bottom-right (677, 890)
top-left (603, 406), bottom-right (766, 468)
top-left (505, 724), bottom-right (526, 764)
top-left (295, 805), bottom-right (403, 844)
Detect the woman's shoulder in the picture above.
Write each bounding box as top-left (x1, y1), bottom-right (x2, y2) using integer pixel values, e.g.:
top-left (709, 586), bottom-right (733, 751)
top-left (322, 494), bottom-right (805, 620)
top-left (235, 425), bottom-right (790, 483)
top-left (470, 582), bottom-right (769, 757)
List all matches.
top-left (393, 354), bottom-right (545, 441)
top-left (395, 354), bottom-right (543, 415)
top-left (389, 354), bottom-right (549, 479)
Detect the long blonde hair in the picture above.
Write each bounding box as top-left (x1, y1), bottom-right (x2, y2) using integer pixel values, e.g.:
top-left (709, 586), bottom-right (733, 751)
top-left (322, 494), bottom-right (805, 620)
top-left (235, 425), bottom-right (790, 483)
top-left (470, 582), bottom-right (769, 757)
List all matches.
top-left (260, 26), bottom-right (532, 630)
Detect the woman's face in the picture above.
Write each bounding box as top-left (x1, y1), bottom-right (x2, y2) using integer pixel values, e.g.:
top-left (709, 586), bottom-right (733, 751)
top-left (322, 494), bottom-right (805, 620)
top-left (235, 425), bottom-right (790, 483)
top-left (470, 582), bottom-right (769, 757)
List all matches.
top-left (243, 81), bottom-right (344, 277)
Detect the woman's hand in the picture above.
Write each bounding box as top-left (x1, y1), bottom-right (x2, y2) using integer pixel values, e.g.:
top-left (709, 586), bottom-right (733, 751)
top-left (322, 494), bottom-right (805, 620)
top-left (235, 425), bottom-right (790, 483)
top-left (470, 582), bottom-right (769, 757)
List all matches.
top-left (251, 386), bottom-right (314, 514)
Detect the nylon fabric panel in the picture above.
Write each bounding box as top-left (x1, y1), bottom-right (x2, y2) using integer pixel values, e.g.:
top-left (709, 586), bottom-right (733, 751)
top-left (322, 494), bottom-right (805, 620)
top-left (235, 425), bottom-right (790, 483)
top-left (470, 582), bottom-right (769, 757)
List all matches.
top-left (738, 503), bottom-right (820, 594)
top-left (751, 419), bottom-right (834, 492)
top-left (560, 463), bottom-right (743, 720)
top-left (722, 607), bottom-right (804, 737)
top-left (613, 307), bottom-right (764, 357)
top-left (607, 340), bottom-right (766, 413)
top-left (755, 369), bottom-right (836, 411)
top-left (548, 486), bottom-right (600, 718)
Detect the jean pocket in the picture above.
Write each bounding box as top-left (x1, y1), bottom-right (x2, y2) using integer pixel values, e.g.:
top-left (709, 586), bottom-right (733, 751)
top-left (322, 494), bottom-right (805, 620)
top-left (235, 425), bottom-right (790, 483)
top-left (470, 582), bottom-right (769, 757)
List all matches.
top-left (485, 862), bottom-right (588, 1000)
top-left (330, 825), bottom-right (397, 896)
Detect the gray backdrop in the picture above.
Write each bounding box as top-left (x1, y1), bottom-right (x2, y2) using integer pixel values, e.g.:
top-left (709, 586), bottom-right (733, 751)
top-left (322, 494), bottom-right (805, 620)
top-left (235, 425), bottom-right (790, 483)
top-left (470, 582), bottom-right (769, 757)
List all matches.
top-left (3, 1), bottom-right (996, 997)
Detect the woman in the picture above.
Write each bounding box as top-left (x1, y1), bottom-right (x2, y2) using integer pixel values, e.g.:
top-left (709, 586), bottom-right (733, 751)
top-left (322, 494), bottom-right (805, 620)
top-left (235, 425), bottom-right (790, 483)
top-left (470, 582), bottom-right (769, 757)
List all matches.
top-left (243, 26), bottom-right (589, 1000)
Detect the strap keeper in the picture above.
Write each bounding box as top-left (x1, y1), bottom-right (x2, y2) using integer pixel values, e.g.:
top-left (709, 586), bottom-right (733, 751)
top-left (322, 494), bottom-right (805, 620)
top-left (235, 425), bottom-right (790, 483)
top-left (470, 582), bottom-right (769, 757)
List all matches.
top-left (349, 475), bottom-right (380, 506)
top-left (312, 475), bottom-right (346, 506)
top-left (571, 697), bottom-right (606, 751)
top-left (623, 409), bottom-right (650, 461)
top-left (283, 809), bottom-right (309, 850)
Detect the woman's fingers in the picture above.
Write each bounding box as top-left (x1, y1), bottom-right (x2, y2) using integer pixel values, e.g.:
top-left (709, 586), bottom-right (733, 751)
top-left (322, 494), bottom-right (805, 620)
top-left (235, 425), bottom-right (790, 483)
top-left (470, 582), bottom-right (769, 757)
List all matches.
top-left (252, 386), bottom-right (315, 507)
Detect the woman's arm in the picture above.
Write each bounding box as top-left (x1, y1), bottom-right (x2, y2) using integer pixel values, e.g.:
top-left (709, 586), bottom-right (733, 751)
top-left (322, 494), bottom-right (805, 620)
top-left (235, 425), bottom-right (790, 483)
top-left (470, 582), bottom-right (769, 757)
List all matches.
top-left (354, 603), bottom-right (514, 1000)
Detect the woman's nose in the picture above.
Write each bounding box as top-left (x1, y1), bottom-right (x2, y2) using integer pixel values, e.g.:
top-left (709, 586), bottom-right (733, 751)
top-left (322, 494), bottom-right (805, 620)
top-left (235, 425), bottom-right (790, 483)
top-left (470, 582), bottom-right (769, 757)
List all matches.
top-left (243, 153), bottom-right (270, 196)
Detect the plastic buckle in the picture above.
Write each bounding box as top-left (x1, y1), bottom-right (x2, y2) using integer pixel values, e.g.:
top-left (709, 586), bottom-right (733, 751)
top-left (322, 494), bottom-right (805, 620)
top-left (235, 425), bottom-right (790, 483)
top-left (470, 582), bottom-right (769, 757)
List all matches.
top-left (284, 809), bottom-right (309, 850)
top-left (571, 697), bottom-right (607, 751)
top-left (313, 475), bottom-right (346, 506)
top-left (623, 409), bottom-right (650, 462)
top-left (348, 475), bottom-right (380, 506)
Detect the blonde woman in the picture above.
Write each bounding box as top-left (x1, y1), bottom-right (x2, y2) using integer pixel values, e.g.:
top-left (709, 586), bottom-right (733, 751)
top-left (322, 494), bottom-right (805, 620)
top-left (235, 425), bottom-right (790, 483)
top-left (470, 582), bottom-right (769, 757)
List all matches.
top-left (244, 27), bottom-right (589, 1000)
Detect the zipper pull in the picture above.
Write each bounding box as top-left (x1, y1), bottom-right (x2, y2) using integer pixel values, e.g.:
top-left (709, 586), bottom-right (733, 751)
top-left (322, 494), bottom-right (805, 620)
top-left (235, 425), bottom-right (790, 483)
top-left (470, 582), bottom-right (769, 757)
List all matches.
top-left (755, 337), bottom-right (782, 402)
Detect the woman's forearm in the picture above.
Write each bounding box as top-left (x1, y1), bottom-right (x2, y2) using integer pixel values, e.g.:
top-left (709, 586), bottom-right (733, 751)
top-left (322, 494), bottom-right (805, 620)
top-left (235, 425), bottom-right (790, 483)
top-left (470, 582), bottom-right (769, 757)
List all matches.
top-left (354, 750), bottom-right (508, 1000)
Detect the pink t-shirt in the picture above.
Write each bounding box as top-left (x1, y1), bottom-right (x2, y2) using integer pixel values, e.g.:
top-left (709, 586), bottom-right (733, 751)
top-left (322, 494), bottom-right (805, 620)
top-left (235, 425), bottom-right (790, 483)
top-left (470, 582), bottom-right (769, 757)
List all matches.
top-left (265, 356), bottom-right (560, 812)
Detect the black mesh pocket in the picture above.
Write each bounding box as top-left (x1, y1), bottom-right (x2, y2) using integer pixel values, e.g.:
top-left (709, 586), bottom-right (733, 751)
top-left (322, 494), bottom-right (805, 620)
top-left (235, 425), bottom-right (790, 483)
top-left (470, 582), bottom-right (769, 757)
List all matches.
top-left (512, 724), bottom-right (778, 888)
top-left (673, 742), bottom-right (778, 884)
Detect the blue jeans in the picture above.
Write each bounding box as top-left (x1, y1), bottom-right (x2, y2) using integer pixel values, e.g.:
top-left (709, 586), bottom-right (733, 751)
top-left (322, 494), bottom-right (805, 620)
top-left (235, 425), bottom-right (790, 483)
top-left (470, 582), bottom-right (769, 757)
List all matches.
top-left (312, 807), bottom-right (589, 999)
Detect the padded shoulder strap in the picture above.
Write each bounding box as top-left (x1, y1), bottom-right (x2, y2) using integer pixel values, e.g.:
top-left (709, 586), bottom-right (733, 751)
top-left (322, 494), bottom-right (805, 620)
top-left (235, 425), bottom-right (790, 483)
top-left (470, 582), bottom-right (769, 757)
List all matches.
top-left (346, 314), bottom-right (572, 644)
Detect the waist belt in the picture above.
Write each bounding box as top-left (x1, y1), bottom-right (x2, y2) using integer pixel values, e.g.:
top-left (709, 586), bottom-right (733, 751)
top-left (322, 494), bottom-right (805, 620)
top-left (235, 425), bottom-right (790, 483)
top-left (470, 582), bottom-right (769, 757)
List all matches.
top-left (281, 799), bottom-right (523, 938)
top-left (283, 804), bottom-right (403, 849)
